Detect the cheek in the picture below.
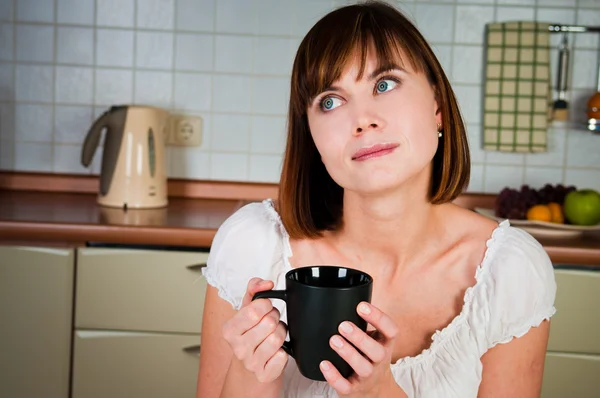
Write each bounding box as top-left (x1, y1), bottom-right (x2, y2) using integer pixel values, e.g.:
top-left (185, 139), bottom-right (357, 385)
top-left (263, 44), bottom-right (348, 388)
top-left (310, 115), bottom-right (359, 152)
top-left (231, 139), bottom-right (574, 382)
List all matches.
top-left (308, 112), bottom-right (351, 164)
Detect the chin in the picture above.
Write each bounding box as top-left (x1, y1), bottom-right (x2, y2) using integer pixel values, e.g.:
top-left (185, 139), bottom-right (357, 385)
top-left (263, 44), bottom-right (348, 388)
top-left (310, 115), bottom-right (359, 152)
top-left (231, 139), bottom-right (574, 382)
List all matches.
top-left (346, 172), bottom-right (409, 196)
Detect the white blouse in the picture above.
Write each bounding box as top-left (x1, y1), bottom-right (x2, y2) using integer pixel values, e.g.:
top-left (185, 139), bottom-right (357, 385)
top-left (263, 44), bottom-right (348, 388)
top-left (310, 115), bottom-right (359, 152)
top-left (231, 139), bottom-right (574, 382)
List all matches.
top-left (202, 199), bottom-right (557, 398)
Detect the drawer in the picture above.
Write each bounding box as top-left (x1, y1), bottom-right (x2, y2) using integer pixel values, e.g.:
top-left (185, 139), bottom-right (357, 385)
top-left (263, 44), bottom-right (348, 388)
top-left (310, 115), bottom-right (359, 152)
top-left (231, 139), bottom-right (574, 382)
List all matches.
top-left (76, 248), bottom-right (208, 333)
top-left (72, 330), bottom-right (200, 398)
top-left (548, 269), bottom-right (600, 355)
top-left (541, 352), bottom-right (600, 398)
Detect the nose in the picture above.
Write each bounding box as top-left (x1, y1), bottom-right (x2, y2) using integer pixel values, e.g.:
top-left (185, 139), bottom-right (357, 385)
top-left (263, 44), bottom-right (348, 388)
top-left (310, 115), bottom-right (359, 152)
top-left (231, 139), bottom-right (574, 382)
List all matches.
top-left (356, 123), bottom-right (379, 134)
top-left (354, 108), bottom-right (384, 136)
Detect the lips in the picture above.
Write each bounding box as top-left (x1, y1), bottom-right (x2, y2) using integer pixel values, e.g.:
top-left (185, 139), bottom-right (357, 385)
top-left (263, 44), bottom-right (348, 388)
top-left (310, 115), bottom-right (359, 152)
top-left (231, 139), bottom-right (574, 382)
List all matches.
top-left (351, 143), bottom-right (399, 161)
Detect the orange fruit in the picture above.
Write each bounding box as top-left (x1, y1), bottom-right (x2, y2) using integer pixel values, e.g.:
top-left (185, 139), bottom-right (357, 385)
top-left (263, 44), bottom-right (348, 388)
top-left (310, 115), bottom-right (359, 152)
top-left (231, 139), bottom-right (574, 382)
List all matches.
top-left (526, 205), bottom-right (552, 222)
top-left (547, 202), bottom-right (564, 224)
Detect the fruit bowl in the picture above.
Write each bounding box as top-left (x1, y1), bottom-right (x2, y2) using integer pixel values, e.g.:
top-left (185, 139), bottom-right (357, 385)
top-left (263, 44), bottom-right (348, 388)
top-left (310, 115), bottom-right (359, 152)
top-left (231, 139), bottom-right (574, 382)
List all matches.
top-left (475, 207), bottom-right (600, 238)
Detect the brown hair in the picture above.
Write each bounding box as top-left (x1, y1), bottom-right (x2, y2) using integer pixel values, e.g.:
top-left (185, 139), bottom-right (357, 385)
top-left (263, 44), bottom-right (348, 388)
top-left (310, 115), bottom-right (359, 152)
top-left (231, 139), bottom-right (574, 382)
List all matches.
top-left (278, 1), bottom-right (470, 239)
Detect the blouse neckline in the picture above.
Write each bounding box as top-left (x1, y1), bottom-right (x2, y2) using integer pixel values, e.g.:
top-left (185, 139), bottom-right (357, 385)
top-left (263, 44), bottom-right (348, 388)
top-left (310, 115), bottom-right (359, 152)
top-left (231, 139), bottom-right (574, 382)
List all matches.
top-left (262, 198), bottom-right (509, 368)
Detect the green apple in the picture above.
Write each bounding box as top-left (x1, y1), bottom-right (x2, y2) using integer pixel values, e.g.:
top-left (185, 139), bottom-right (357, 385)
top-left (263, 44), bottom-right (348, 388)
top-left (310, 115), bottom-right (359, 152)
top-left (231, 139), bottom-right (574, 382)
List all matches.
top-left (563, 189), bottom-right (600, 226)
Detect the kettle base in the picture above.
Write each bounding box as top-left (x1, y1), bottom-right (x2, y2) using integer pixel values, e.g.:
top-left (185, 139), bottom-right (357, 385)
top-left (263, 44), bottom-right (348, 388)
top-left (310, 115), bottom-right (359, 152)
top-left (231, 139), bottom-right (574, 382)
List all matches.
top-left (98, 197), bottom-right (168, 210)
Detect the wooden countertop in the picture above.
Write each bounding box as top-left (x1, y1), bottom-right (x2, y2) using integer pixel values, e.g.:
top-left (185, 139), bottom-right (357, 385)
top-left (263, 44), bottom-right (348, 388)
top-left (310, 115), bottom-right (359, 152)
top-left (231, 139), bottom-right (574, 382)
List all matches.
top-left (0, 182), bottom-right (599, 266)
top-left (0, 191), bottom-right (244, 248)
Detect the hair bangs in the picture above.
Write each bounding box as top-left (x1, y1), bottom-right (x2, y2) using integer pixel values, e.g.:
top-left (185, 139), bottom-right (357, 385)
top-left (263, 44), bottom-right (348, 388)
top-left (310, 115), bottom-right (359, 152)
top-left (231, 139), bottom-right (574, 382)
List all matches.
top-left (292, 5), bottom-right (429, 114)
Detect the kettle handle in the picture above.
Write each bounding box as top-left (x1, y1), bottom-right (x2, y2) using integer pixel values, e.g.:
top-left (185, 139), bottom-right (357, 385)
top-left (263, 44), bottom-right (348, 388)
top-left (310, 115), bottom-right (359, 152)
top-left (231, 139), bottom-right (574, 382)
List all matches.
top-left (81, 110), bottom-right (110, 167)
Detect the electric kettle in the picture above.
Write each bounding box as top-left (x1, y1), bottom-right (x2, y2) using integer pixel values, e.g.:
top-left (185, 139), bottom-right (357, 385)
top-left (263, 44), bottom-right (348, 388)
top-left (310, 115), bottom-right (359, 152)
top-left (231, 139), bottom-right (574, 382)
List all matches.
top-left (81, 105), bottom-right (169, 209)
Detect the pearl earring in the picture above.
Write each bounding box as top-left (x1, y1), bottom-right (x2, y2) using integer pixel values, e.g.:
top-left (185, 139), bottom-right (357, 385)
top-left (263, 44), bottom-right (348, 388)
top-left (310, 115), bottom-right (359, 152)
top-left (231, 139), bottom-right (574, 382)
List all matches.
top-left (437, 123), bottom-right (442, 138)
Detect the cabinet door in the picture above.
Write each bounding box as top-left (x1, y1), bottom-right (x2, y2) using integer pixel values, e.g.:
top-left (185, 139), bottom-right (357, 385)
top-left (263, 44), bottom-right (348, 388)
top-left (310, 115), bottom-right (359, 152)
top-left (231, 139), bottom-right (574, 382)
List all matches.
top-left (72, 330), bottom-right (201, 398)
top-left (76, 248), bottom-right (208, 334)
top-left (541, 352), bottom-right (600, 398)
top-left (548, 269), bottom-right (600, 355)
top-left (0, 246), bottom-right (74, 398)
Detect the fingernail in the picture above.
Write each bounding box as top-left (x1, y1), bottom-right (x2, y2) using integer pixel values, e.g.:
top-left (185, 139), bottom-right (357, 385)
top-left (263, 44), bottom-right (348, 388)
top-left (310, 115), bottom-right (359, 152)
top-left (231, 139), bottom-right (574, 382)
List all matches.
top-left (358, 303), bottom-right (371, 315)
top-left (331, 336), bottom-right (344, 348)
top-left (320, 361), bottom-right (330, 371)
top-left (340, 322), bottom-right (353, 334)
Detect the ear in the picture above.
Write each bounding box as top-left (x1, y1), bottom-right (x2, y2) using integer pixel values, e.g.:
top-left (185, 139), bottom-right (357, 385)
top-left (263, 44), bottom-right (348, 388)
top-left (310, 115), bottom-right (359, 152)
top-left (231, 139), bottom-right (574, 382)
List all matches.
top-left (433, 87), bottom-right (443, 127)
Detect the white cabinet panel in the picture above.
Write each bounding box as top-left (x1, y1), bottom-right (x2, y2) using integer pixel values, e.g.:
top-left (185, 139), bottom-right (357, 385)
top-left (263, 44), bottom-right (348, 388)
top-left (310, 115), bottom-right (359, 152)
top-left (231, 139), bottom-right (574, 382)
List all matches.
top-left (76, 248), bottom-right (208, 333)
top-left (72, 330), bottom-right (200, 398)
top-left (542, 352), bottom-right (600, 398)
top-left (548, 269), bottom-right (600, 355)
top-left (0, 246), bottom-right (74, 398)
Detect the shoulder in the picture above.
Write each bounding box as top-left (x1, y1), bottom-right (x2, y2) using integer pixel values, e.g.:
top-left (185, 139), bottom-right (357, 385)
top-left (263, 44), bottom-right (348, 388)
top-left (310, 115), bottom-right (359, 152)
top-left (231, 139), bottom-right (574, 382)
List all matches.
top-left (202, 199), bottom-right (289, 309)
top-left (482, 222), bottom-right (557, 346)
top-left (209, 199), bottom-right (285, 260)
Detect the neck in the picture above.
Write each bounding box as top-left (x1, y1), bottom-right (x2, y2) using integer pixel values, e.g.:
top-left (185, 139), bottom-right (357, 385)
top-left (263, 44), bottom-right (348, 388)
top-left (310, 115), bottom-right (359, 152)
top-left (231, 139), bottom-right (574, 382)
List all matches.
top-left (329, 175), bottom-right (441, 275)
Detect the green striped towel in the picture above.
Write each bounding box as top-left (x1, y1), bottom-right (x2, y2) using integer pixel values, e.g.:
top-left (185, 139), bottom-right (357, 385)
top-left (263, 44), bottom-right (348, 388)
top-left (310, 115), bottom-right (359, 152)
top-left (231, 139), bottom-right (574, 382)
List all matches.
top-left (483, 21), bottom-right (552, 153)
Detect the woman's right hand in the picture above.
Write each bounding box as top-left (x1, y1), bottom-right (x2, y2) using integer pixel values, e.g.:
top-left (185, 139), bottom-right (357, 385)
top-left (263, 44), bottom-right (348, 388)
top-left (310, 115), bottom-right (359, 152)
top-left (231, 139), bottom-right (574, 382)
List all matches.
top-left (222, 278), bottom-right (289, 383)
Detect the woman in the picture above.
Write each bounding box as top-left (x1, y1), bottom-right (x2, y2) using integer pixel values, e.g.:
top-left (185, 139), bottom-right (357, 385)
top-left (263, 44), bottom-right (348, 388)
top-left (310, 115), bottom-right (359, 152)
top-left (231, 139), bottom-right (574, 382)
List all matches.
top-left (197, 2), bottom-right (556, 397)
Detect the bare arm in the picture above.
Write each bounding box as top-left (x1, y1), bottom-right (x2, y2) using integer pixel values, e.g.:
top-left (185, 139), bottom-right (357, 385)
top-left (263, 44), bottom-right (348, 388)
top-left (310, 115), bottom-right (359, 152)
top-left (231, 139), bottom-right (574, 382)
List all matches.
top-left (196, 284), bottom-right (285, 398)
top-left (478, 320), bottom-right (551, 397)
top-left (196, 285), bottom-right (234, 397)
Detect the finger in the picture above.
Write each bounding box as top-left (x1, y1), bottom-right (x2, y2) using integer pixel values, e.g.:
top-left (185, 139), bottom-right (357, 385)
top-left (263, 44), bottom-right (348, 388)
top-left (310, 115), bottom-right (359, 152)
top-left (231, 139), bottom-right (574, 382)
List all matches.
top-left (240, 307), bottom-right (280, 348)
top-left (259, 349), bottom-right (288, 383)
top-left (329, 335), bottom-right (374, 378)
top-left (320, 360), bottom-right (352, 395)
top-left (251, 321), bottom-right (287, 371)
top-left (224, 298), bottom-right (273, 339)
top-left (357, 302), bottom-right (399, 341)
top-left (241, 278), bottom-right (274, 308)
top-left (338, 321), bottom-right (386, 364)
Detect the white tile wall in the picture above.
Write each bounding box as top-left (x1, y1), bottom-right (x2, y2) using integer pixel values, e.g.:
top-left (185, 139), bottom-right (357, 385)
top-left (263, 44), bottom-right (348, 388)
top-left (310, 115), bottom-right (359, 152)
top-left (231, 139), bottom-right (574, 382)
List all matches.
top-left (0, 0), bottom-right (599, 189)
top-left (97, 0), bottom-right (134, 27)
top-left (0, 0), bottom-right (14, 21)
top-left (57, 27), bottom-right (94, 65)
top-left (16, 25), bottom-right (54, 62)
top-left (176, 0), bottom-right (214, 32)
top-left (57, 0), bottom-right (95, 25)
top-left (16, 0), bottom-right (54, 23)
top-left (175, 33), bottom-right (213, 71)
top-left (0, 24), bottom-right (14, 62)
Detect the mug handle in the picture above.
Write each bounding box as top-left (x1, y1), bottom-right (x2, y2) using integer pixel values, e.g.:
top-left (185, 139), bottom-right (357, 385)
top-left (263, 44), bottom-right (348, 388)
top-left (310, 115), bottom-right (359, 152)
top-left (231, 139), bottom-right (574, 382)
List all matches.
top-left (252, 290), bottom-right (293, 357)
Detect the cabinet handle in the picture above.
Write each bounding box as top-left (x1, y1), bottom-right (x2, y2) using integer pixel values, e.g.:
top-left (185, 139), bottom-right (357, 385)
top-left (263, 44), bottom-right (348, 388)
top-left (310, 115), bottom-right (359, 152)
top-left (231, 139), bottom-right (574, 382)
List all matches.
top-left (187, 263), bottom-right (207, 271)
top-left (183, 344), bottom-right (201, 356)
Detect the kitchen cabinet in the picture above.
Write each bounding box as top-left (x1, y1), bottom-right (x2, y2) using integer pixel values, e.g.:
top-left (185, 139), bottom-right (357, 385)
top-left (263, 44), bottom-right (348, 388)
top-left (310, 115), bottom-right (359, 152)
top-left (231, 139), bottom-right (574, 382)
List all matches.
top-left (542, 268), bottom-right (600, 398)
top-left (72, 331), bottom-right (200, 398)
top-left (541, 353), bottom-right (600, 398)
top-left (0, 246), bottom-right (74, 398)
top-left (71, 248), bottom-right (209, 398)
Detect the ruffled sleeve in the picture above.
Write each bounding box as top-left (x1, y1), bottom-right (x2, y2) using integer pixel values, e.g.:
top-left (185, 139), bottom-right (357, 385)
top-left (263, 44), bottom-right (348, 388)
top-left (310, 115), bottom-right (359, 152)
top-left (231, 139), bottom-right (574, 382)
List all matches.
top-left (485, 226), bottom-right (557, 348)
top-left (201, 200), bottom-right (286, 310)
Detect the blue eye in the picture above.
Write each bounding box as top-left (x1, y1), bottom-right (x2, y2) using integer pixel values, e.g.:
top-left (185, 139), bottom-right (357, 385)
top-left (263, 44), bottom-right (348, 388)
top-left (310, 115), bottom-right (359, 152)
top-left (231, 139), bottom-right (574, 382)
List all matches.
top-left (320, 96), bottom-right (342, 111)
top-left (376, 79), bottom-right (398, 93)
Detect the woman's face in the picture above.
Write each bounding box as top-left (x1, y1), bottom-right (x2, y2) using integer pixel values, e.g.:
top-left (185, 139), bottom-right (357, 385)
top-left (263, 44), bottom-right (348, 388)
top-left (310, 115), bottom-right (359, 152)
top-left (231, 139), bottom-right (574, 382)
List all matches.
top-left (306, 49), bottom-right (442, 195)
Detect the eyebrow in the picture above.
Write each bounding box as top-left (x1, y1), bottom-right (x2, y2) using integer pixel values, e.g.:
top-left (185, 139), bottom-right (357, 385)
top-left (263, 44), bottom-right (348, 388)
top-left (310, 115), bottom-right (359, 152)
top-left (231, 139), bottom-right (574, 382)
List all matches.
top-left (316, 63), bottom-right (406, 97)
top-left (367, 63), bottom-right (406, 80)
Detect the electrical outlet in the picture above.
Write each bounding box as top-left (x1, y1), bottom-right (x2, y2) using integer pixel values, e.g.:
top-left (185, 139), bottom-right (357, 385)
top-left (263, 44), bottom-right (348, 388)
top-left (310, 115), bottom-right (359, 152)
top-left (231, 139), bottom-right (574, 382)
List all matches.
top-left (168, 115), bottom-right (202, 146)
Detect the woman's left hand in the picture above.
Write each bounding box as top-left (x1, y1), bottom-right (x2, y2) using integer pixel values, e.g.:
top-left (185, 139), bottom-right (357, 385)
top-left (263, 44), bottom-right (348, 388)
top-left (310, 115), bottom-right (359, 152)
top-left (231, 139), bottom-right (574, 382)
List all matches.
top-left (320, 302), bottom-right (407, 398)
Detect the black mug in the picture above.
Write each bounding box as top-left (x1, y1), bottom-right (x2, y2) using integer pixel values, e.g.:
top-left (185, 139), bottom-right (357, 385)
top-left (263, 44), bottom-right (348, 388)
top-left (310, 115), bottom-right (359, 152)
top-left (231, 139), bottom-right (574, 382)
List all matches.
top-left (253, 265), bottom-right (373, 381)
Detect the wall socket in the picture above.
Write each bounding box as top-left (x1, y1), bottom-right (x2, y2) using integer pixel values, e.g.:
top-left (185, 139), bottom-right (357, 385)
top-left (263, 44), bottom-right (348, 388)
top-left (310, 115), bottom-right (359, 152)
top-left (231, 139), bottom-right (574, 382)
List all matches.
top-left (168, 115), bottom-right (202, 147)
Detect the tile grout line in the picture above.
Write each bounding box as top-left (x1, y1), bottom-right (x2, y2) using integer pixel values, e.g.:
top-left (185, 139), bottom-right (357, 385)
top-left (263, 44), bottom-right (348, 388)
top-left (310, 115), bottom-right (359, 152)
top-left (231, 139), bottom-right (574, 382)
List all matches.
top-left (9, 0), bottom-right (16, 170)
top-left (90, 0), bottom-right (98, 175)
top-left (562, 0), bottom-right (578, 184)
top-left (169, 0), bottom-right (178, 178)
top-left (481, 0), bottom-right (500, 193)
top-left (50, 0), bottom-right (58, 172)
top-left (208, 0), bottom-right (218, 180)
top-left (132, 0), bottom-right (138, 106)
top-left (523, 0), bottom-right (540, 185)
top-left (245, 2), bottom-right (260, 182)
